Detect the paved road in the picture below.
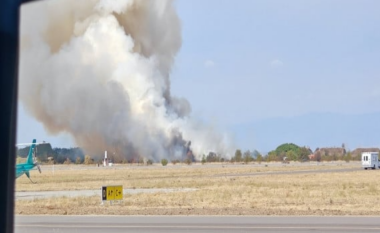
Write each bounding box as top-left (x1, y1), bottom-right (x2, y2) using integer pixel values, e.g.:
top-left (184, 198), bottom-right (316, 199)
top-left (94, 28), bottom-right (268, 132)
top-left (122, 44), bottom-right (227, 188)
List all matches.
top-left (15, 216), bottom-right (380, 233)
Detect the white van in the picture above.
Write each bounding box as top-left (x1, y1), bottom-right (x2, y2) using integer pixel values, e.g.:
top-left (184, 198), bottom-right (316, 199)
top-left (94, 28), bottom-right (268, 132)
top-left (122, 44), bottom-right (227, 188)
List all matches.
top-left (362, 152), bottom-right (379, 170)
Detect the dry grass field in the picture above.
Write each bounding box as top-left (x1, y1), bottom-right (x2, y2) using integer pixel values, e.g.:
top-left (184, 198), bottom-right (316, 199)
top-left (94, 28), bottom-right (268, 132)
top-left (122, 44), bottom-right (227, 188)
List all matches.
top-left (15, 162), bottom-right (380, 215)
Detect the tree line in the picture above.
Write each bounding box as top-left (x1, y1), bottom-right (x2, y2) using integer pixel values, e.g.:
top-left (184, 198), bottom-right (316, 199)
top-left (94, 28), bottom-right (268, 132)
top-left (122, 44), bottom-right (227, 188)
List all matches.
top-left (17, 143), bottom-right (85, 164)
top-left (17, 142), bottom-right (364, 165)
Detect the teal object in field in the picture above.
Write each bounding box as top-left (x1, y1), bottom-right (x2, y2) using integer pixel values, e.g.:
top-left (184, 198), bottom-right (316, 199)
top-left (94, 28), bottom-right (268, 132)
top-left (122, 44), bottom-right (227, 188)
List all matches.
top-left (16, 139), bottom-right (41, 183)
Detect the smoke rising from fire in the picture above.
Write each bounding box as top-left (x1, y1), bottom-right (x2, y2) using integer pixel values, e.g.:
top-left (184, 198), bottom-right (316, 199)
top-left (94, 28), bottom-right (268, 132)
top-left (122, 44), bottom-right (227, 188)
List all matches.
top-left (19, 0), bottom-right (234, 161)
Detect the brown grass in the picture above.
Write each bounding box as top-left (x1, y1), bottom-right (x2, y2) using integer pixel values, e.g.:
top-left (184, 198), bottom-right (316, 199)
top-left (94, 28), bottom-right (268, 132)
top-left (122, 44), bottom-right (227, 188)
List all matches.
top-left (16, 162), bottom-right (380, 215)
top-left (15, 162), bottom-right (356, 191)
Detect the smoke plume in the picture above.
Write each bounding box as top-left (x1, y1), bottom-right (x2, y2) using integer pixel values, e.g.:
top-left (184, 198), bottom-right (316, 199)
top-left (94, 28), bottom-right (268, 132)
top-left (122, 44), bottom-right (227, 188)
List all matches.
top-left (19, 0), bottom-right (233, 161)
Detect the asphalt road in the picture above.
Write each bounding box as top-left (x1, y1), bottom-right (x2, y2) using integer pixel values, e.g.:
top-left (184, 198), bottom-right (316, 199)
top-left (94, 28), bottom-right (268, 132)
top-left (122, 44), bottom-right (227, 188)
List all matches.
top-left (15, 216), bottom-right (380, 233)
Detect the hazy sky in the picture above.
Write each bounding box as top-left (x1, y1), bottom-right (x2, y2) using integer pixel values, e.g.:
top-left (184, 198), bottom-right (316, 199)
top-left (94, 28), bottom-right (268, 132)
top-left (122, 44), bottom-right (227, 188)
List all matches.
top-left (17, 0), bottom-right (380, 153)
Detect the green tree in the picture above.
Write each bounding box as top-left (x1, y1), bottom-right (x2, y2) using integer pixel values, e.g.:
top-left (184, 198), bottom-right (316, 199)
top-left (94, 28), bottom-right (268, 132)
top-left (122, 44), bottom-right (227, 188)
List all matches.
top-left (53, 147), bottom-right (84, 164)
top-left (275, 143), bottom-right (301, 155)
top-left (251, 150), bottom-right (262, 161)
top-left (201, 154), bottom-right (206, 164)
top-left (286, 150), bottom-right (297, 161)
top-left (206, 152), bottom-right (218, 162)
top-left (17, 143), bottom-right (54, 162)
top-left (299, 147), bottom-right (311, 161)
top-left (256, 154), bottom-right (263, 164)
top-left (266, 151), bottom-right (278, 162)
top-left (344, 152), bottom-right (352, 163)
top-left (243, 150), bottom-right (252, 164)
top-left (270, 143), bottom-right (312, 162)
top-left (235, 149), bottom-right (242, 163)
top-left (161, 159), bottom-right (168, 166)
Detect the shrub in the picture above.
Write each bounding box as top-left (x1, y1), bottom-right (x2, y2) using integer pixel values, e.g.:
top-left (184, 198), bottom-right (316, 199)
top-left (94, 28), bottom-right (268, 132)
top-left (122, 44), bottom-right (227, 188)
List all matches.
top-left (84, 155), bottom-right (93, 164)
top-left (138, 157), bottom-right (144, 165)
top-left (63, 158), bottom-right (71, 165)
top-left (171, 159), bottom-right (179, 165)
top-left (147, 159), bottom-right (153, 165)
top-left (201, 157), bottom-right (206, 165)
top-left (185, 158), bottom-right (192, 165)
top-left (257, 154), bottom-right (263, 164)
top-left (161, 159), bottom-right (168, 166)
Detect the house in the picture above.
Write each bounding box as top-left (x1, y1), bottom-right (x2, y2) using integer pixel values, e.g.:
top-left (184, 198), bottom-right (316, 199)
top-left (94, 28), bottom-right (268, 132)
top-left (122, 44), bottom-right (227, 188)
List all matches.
top-left (351, 148), bottom-right (380, 158)
top-left (315, 147), bottom-right (346, 156)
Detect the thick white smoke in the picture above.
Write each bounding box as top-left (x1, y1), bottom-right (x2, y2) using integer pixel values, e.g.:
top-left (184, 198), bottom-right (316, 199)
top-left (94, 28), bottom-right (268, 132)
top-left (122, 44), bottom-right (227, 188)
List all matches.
top-left (19, 0), bottom-right (234, 161)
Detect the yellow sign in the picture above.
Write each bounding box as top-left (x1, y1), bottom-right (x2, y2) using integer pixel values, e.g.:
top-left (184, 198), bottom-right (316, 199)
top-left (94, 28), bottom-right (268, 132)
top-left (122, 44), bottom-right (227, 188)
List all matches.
top-left (102, 185), bottom-right (123, 201)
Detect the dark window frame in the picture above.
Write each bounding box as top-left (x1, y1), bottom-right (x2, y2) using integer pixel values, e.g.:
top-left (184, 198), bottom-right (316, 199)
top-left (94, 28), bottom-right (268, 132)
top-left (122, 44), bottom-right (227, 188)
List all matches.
top-left (1, 0), bottom-right (38, 232)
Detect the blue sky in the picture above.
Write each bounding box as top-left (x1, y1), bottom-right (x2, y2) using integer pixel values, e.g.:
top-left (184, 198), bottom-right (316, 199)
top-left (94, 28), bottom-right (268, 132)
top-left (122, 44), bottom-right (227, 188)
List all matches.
top-left (17, 0), bottom-right (380, 153)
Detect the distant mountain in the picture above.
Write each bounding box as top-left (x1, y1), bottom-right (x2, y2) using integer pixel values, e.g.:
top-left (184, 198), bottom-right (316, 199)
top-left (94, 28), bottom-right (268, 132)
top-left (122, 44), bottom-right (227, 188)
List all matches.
top-left (231, 112), bottom-right (380, 154)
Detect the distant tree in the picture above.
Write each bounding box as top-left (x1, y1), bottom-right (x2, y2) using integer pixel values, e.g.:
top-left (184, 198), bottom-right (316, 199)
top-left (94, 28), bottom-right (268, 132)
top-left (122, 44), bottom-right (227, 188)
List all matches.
top-left (184, 158), bottom-right (192, 165)
top-left (275, 143), bottom-right (301, 155)
top-left (147, 159), bottom-right (153, 165)
top-left (17, 143), bottom-right (54, 162)
top-left (201, 154), bottom-right (206, 164)
top-left (265, 143), bottom-right (314, 162)
top-left (256, 154), bottom-right (263, 164)
top-left (243, 150), bottom-right (252, 164)
top-left (252, 150), bottom-right (262, 160)
top-left (161, 159), bottom-right (168, 166)
top-left (299, 147), bottom-right (311, 161)
top-left (286, 150), bottom-right (297, 161)
top-left (75, 157), bottom-right (81, 164)
top-left (16, 146), bottom-right (30, 158)
top-left (344, 152), bottom-right (352, 163)
top-left (63, 158), bottom-right (72, 165)
top-left (314, 151), bottom-right (322, 162)
top-left (206, 152), bottom-right (218, 162)
top-left (54, 147), bottom-right (84, 164)
top-left (84, 155), bottom-right (93, 164)
top-left (171, 159), bottom-right (179, 165)
top-left (266, 151), bottom-right (278, 162)
top-left (138, 157), bottom-right (144, 165)
top-left (235, 149), bottom-right (242, 163)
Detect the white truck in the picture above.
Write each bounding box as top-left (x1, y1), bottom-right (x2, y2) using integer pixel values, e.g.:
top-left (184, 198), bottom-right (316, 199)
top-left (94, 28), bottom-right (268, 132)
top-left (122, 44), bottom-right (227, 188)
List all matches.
top-left (362, 152), bottom-right (379, 170)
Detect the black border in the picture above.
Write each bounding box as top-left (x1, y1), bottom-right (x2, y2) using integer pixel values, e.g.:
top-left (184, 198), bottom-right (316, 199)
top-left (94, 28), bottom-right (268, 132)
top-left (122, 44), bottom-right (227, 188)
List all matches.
top-left (0, 0), bottom-right (39, 232)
